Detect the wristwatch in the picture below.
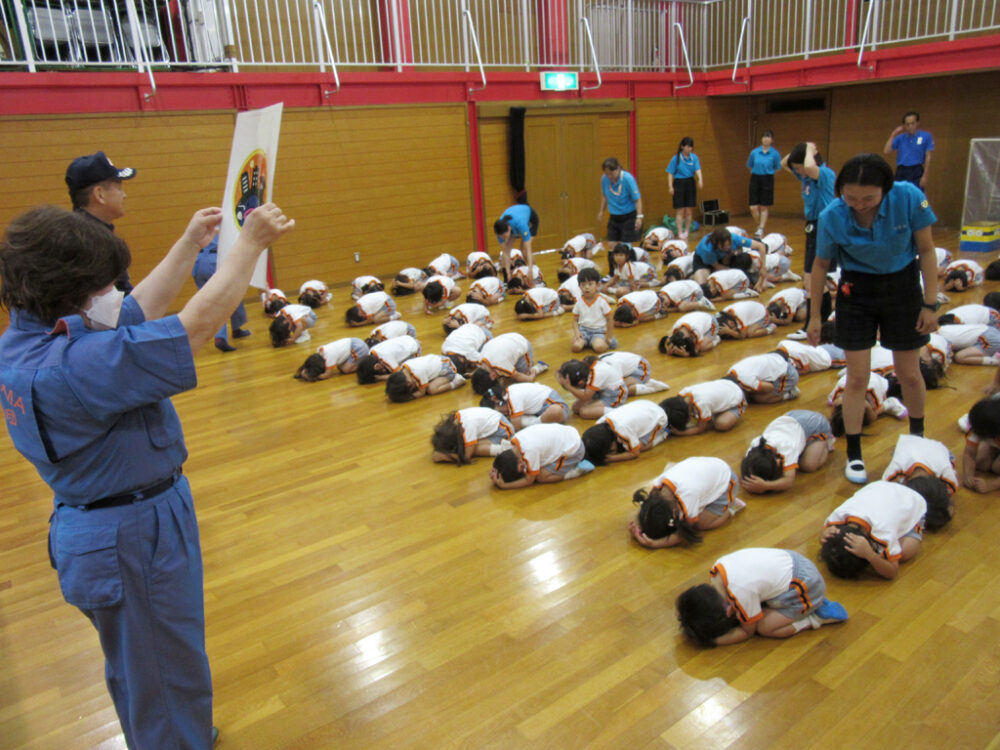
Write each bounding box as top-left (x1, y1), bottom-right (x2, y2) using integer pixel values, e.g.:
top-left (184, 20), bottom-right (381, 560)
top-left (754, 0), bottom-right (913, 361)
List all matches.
top-left (921, 301), bottom-right (941, 312)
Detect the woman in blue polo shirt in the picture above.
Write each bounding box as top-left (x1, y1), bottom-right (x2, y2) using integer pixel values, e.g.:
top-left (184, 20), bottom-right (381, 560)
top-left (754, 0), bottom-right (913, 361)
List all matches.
top-left (806, 153), bottom-right (939, 484)
top-left (597, 157), bottom-right (643, 243)
top-left (746, 129), bottom-right (781, 239)
top-left (666, 136), bottom-right (703, 241)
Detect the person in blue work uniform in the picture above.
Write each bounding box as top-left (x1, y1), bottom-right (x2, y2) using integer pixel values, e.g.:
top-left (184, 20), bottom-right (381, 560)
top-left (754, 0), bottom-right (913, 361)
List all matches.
top-left (883, 111), bottom-right (933, 191)
top-left (692, 227), bottom-right (767, 285)
top-left (806, 153), bottom-right (938, 484)
top-left (191, 236), bottom-right (251, 352)
top-left (0, 202), bottom-right (294, 749)
top-left (666, 136), bottom-right (703, 241)
top-left (597, 157), bottom-right (644, 243)
top-left (65, 150), bottom-right (137, 294)
top-left (782, 141), bottom-right (836, 338)
top-left (494, 203), bottom-right (538, 288)
top-left (746, 129), bottom-right (781, 239)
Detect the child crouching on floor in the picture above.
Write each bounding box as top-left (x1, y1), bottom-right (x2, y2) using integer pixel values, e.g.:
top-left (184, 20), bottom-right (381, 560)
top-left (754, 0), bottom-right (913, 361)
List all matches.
top-left (556, 356), bottom-right (628, 419)
top-left (490, 424), bottom-right (595, 488)
top-left (676, 548), bottom-right (848, 647)
top-left (431, 407), bottom-right (514, 464)
top-left (385, 354), bottom-right (466, 402)
top-left (659, 379), bottom-right (747, 436)
top-left (629, 456), bottom-right (741, 549)
top-left (479, 383), bottom-right (570, 430)
top-left (269, 303), bottom-right (317, 347)
top-left (294, 338), bottom-right (369, 381)
top-left (581, 400), bottom-right (669, 465)
top-left (740, 410), bottom-right (835, 494)
top-left (882, 434), bottom-right (956, 529)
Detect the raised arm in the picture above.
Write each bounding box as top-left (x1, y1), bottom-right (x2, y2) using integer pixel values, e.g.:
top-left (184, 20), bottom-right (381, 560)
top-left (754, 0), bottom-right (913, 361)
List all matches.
top-left (884, 124), bottom-right (904, 155)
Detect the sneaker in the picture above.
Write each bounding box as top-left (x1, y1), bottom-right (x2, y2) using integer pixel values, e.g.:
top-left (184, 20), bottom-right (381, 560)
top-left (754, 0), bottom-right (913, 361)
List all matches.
top-left (698, 297), bottom-right (716, 311)
top-left (214, 337), bottom-right (236, 353)
top-left (957, 413), bottom-right (970, 433)
top-left (787, 329), bottom-right (809, 341)
top-left (815, 600), bottom-right (849, 622)
top-left (936, 292), bottom-right (951, 305)
top-left (729, 497), bottom-right (747, 516)
top-left (845, 459), bottom-right (867, 484)
top-left (783, 271), bottom-right (803, 282)
top-left (754, 228), bottom-right (764, 239)
top-left (576, 459), bottom-right (596, 474)
top-left (783, 387), bottom-right (800, 401)
top-left (533, 360), bottom-right (550, 374)
top-left (294, 330), bottom-right (312, 344)
top-left (882, 396), bottom-right (908, 420)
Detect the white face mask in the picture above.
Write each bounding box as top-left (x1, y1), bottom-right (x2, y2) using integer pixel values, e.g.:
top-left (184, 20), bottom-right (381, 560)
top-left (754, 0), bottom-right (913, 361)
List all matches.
top-left (84, 287), bottom-right (125, 329)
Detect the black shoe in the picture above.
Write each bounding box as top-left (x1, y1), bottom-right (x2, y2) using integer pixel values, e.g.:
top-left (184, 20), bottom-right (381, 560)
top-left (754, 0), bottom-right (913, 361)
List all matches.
top-left (233, 328), bottom-right (251, 339)
top-left (215, 338), bottom-right (236, 353)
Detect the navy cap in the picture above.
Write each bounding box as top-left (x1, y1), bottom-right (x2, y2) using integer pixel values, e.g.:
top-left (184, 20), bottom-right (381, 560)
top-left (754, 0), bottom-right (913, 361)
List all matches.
top-left (65, 151), bottom-right (136, 191)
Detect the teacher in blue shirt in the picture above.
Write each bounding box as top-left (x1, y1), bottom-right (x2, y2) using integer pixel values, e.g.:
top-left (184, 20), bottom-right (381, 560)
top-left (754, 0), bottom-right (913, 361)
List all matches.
top-left (746, 129), bottom-right (781, 239)
top-left (494, 203), bottom-right (538, 287)
top-left (0, 202), bottom-right (294, 748)
top-left (883, 111), bottom-right (933, 191)
top-left (807, 153), bottom-right (939, 485)
top-left (597, 157), bottom-right (643, 243)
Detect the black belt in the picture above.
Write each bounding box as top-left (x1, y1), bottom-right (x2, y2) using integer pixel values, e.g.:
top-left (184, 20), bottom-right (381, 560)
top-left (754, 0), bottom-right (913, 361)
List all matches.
top-left (83, 472), bottom-right (180, 511)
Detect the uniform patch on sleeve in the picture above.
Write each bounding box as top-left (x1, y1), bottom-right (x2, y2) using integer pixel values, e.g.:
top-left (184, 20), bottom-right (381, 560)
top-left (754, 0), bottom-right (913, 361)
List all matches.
top-left (921, 200), bottom-right (930, 209)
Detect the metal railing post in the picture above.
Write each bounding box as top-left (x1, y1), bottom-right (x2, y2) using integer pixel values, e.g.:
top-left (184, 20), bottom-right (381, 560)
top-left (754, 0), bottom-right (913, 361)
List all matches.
top-left (672, 21), bottom-right (693, 90)
top-left (579, 15), bottom-right (601, 90)
top-left (123, 0), bottom-right (157, 99)
top-left (461, 9), bottom-right (486, 93)
top-left (218, 0), bottom-right (240, 72)
top-left (312, 0), bottom-right (340, 96)
top-left (857, 0), bottom-right (877, 70)
top-left (10, 0), bottom-right (37, 71)
top-left (732, 14), bottom-right (749, 84)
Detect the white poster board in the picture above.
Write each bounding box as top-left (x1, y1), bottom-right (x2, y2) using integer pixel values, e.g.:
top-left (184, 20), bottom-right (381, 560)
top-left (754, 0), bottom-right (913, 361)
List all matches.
top-left (217, 102), bottom-right (283, 289)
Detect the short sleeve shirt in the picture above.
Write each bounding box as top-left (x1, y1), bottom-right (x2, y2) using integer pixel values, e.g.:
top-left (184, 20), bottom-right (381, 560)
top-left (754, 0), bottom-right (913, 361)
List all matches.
top-left (747, 146), bottom-right (781, 175)
top-left (598, 400), bottom-right (668, 452)
top-left (796, 165), bottom-right (836, 221)
top-left (370, 335), bottom-right (421, 370)
top-left (654, 456), bottom-right (735, 522)
top-left (319, 338), bottom-right (369, 370)
top-left (479, 333), bottom-right (530, 376)
top-left (817, 181), bottom-right (937, 273)
top-left (881, 434), bottom-right (957, 492)
top-left (498, 204), bottom-right (534, 241)
top-left (747, 415), bottom-right (807, 471)
top-left (441, 324), bottom-right (490, 361)
top-left (891, 129), bottom-right (934, 166)
top-left (710, 548), bottom-right (796, 624)
top-left (695, 231), bottom-right (753, 266)
top-left (824, 481), bottom-right (927, 560)
top-left (601, 169), bottom-right (642, 214)
top-left (512, 423), bottom-right (583, 474)
top-left (680, 380), bottom-right (747, 423)
top-left (456, 407), bottom-right (511, 445)
top-left (667, 152), bottom-right (701, 179)
top-left (573, 296), bottom-right (612, 330)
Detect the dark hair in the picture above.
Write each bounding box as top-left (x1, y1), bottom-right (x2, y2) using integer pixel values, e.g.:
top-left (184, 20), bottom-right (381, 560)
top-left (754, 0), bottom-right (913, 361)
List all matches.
top-left (473, 266), bottom-right (496, 279)
top-left (577, 267), bottom-right (602, 285)
top-left (446, 353), bottom-right (471, 376)
top-left (729, 253), bottom-right (753, 273)
top-left (345, 306), bottom-right (366, 325)
top-left (767, 301), bottom-right (789, 321)
top-left (675, 136), bottom-right (695, 162)
top-left (902, 110), bottom-right (920, 123)
top-left (885, 373), bottom-right (903, 400)
top-left (558, 289), bottom-right (576, 306)
top-left (295, 353), bottom-right (326, 382)
top-left (581, 423), bottom-right (616, 465)
top-left (392, 272), bottom-right (416, 296)
top-left (983, 291), bottom-right (1000, 311)
top-left (819, 320), bottom-right (837, 344)
top-left (700, 283), bottom-right (714, 300)
top-left (479, 386), bottom-right (506, 410)
top-left (664, 265), bottom-right (684, 283)
top-left (787, 142), bottom-right (824, 168)
top-left (557, 270), bottom-right (571, 283)
top-left (945, 269), bottom-right (970, 288)
top-left (558, 359), bottom-right (590, 388)
top-left (431, 413), bottom-right (468, 465)
top-left (676, 584), bottom-right (736, 648)
top-left (984, 260), bottom-right (1000, 281)
top-left (919, 358), bottom-right (943, 390)
top-left (611, 242), bottom-right (632, 259)
top-left (835, 153), bottom-right (894, 197)
top-left (821, 524), bottom-right (871, 579)
top-left (269, 316), bottom-right (293, 347)
top-left (664, 330), bottom-right (696, 357)
top-left (362, 279), bottom-right (383, 295)
top-left (514, 297), bottom-right (535, 316)
top-left (762, 129), bottom-right (774, 138)
top-left (716, 310), bottom-right (739, 332)
top-left (633, 486), bottom-right (701, 545)
top-left (662, 245), bottom-right (685, 262)
top-left (264, 297), bottom-right (287, 316)
top-left (298, 289), bottom-right (324, 308)
top-left (68, 183), bottom-right (98, 212)
top-left (659, 396), bottom-right (690, 431)
top-left (741, 441), bottom-right (782, 481)
top-left (602, 157), bottom-right (620, 171)
top-left (364, 334), bottom-right (381, 348)
top-left (830, 403), bottom-right (872, 437)
top-left (493, 449), bottom-right (524, 483)
top-left (471, 367), bottom-right (498, 396)
top-left (708, 227), bottom-right (731, 251)
top-left (936, 313), bottom-right (956, 325)
top-left (0, 205), bottom-right (131, 325)
top-left (614, 305), bottom-right (636, 324)
top-left (968, 397), bottom-right (1000, 438)
top-left (423, 280), bottom-right (445, 303)
top-left (385, 370), bottom-right (416, 403)
top-left (904, 476), bottom-right (952, 531)
top-left (507, 277), bottom-right (525, 292)
top-left (355, 355), bottom-right (380, 385)
top-left (493, 218), bottom-right (510, 236)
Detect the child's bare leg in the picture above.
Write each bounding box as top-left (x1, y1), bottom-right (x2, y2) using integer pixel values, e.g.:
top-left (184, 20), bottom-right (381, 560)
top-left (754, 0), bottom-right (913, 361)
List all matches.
top-left (578, 400), bottom-right (607, 419)
top-left (756, 610), bottom-right (802, 639)
top-left (695, 509), bottom-right (731, 531)
top-left (540, 404), bottom-right (568, 423)
top-left (750, 390), bottom-right (786, 404)
top-left (591, 336), bottom-right (610, 354)
top-left (975, 442), bottom-right (997, 472)
top-left (899, 535), bottom-right (922, 563)
top-left (799, 440), bottom-right (833, 472)
top-left (571, 335), bottom-right (586, 353)
top-left (712, 411), bottom-right (741, 431)
top-left (472, 440), bottom-right (501, 457)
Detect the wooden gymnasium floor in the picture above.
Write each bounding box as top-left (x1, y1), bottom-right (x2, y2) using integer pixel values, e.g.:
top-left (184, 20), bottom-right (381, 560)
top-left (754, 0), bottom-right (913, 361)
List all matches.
top-left (2, 216), bottom-right (999, 750)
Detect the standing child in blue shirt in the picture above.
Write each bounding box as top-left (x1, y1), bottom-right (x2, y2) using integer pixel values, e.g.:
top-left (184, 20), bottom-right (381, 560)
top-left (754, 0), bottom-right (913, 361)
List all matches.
top-left (666, 136), bottom-right (703, 241)
top-left (883, 111), bottom-right (933, 191)
top-left (807, 153), bottom-right (939, 484)
top-left (782, 141), bottom-right (836, 337)
top-left (746, 129), bottom-right (781, 239)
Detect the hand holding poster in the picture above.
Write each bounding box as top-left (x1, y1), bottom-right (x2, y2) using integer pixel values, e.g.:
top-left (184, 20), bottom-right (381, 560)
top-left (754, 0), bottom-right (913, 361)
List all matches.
top-left (217, 102), bottom-right (284, 289)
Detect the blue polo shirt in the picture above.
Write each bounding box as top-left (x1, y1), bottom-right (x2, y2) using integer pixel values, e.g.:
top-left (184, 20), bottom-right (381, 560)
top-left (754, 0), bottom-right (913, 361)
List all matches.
top-left (817, 181), bottom-right (937, 274)
top-left (695, 230), bottom-right (753, 266)
top-left (601, 170), bottom-right (641, 215)
top-left (746, 146), bottom-right (781, 175)
top-left (796, 165), bottom-right (836, 221)
top-left (0, 295), bottom-right (196, 506)
top-left (667, 153), bottom-right (701, 179)
top-left (891, 130), bottom-right (934, 166)
top-left (497, 204), bottom-right (533, 242)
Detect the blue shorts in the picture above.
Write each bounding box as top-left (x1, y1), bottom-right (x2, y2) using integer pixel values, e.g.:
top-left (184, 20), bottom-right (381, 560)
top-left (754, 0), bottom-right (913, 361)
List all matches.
top-left (703, 470), bottom-right (738, 516)
top-left (625, 356), bottom-right (652, 383)
top-left (304, 310), bottom-right (318, 329)
top-left (487, 415), bottom-right (516, 445)
top-left (513, 342), bottom-right (536, 375)
top-left (597, 385), bottom-right (628, 410)
top-left (539, 388), bottom-right (571, 421)
top-left (579, 326), bottom-right (618, 350)
top-left (765, 550), bottom-right (828, 620)
top-left (971, 327), bottom-right (1000, 356)
top-left (436, 357), bottom-right (460, 382)
top-left (902, 524), bottom-right (923, 543)
top-left (786, 410), bottom-right (833, 443)
top-left (771, 359), bottom-right (800, 396)
top-left (542, 441), bottom-right (586, 476)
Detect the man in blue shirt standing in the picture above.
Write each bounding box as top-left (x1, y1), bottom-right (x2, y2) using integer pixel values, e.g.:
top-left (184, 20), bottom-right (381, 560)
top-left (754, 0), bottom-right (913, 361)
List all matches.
top-left (883, 111), bottom-right (934, 191)
top-left (597, 157), bottom-right (643, 244)
top-left (494, 203), bottom-right (538, 288)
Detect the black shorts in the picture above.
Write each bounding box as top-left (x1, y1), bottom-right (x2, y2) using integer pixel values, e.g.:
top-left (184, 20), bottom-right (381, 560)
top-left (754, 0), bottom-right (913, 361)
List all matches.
top-left (672, 177), bottom-right (696, 209)
top-left (528, 207), bottom-right (540, 237)
top-left (804, 219), bottom-right (838, 275)
top-left (607, 211), bottom-right (641, 243)
top-left (894, 164), bottom-right (924, 188)
top-left (833, 261), bottom-right (929, 351)
top-left (748, 173), bottom-right (775, 206)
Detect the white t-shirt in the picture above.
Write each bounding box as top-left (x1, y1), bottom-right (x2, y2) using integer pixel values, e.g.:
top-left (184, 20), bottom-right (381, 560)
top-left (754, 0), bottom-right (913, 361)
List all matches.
top-left (470, 276), bottom-right (503, 297)
top-left (666, 254), bottom-right (694, 278)
top-left (369, 320), bottom-right (412, 342)
top-left (512, 264), bottom-right (544, 286)
top-left (617, 289), bottom-right (661, 316)
top-left (934, 246), bottom-right (952, 268)
top-left (671, 311), bottom-right (718, 347)
top-left (442, 324), bottom-right (490, 361)
top-left (512, 423), bottom-right (583, 475)
top-left (448, 303), bottom-right (493, 328)
top-left (653, 456), bottom-right (735, 522)
top-left (728, 353), bottom-right (790, 392)
top-left (466, 251), bottom-right (493, 270)
top-left (747, 414), bottom-right (807, 471)
top-left (456, 407), bottom-right (510, 445)
top-left (598, 400), bottom-right (668, 451)
top-left (642, 227), bottom-right (674, 247)
top-left (428, 253), bottom-right (461, 278)
top-left (586, 360), bottom-right (627, 396)
top-left (564, 257), bottom-right (597, 274)
top-left (613, 260), bottom-right (655, 283)
top-left (349, 276), bottom-right (378, 299)
top-left (824, 481), bottom-right (927, 561)
top-left (279, 303), bottom-right (313, 324)
top-left (479, 333), bottom-right (531, 376)
top-left (401, 355), bottom-right (450, 386)
top-left (358, 291), bottom-right (394, 316)
top-left (563, 233), bottom-right (597, 255)
top-left (598, 351), bottom-right (647, 381)
top-left (881, 434), bottom-right (958, 492)
top-left (506, 383), bottom-right (562, 418)
top-left (925, 332), bottom-right (953, 367)
top-left (707, 268), bottom-right (750, 295)
top-left (762, 233), bottom-right (787, 254)
top-left (711, 548), bottom-right (797, 624)
top-left (559, 275), bottom-right (582, 303)
top-left (726, 225), bottom-right (749, 237)
top-left (523, 287), bottom-right (561, 313)
top-left (397, 267), bottom-right (427, 284)
top-left (945, 259), bottom-right (984, 285)
top-left (424, 275), bottom-right (455, 298)
top-left (767, 288), bottom-right (806, 318)
top-left (574, 296), bottom-right (612, 330)
top-left (660, 279), bottom-right (702, 306)
top-left (318, 338), bottom-right (367, 370)
top-left (947, 304), bottom-right (1000, 327)
top-left (827, 370), bottom-right (888, 412)
top-left (722, 300), bottom-right (767, 330)
top-left (679, 380), bottom-right (747, 423)
top-left (370, 335), bottom-right (421, 370)
top-left (776, 340), bottom-right (833, 373)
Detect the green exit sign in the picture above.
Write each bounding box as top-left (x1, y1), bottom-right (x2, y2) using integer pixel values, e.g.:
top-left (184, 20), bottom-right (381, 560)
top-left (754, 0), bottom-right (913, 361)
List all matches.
top-left (540, 71), bottom-right (579, 91)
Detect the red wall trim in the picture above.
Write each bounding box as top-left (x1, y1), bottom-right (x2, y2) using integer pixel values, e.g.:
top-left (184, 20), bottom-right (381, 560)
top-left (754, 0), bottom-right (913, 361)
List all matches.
top-left (0, 34), bottom-right (997, 117)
